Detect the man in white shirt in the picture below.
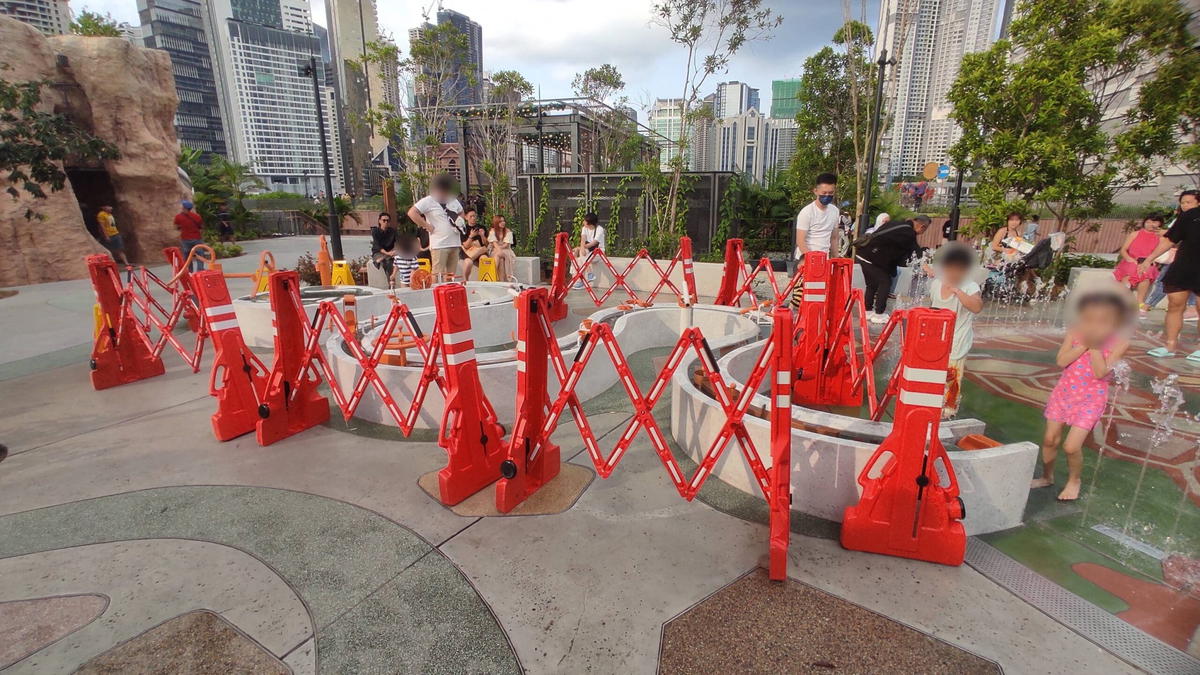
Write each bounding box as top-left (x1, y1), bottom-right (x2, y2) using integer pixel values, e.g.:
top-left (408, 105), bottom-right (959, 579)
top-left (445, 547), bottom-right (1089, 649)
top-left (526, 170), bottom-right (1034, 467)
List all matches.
top-left (794, 172), bottom-right (840, 261)
top-left (574, 212), bottom-right (606, 289)
top-left (406, 173), bottom-right (463, 282)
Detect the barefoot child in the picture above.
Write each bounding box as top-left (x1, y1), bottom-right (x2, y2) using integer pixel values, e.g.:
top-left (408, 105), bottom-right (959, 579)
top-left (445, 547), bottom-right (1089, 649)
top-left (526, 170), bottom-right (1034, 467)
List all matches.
top-left (927, 244), bottom-right (983, 418)
top-left (1032, 290), bottom-right (1131, 501)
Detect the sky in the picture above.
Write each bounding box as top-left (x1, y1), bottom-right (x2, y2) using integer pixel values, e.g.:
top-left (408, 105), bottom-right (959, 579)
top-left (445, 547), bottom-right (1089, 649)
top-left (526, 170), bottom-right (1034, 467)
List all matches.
top-left (74, 0), bottom-right (882, 120)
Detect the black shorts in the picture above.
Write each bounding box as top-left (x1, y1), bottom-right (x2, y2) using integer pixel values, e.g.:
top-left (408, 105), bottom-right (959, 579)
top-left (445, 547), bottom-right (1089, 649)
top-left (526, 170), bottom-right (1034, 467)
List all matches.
top-left (1162, 283), bottom-right (1199, 296)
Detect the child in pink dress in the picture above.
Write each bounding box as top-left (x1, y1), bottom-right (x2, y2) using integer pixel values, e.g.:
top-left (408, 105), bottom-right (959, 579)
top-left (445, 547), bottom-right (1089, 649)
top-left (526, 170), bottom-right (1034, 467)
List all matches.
top-left (1032, 291), bottom-right (1131, 501)
top-left (1112, 215), bottom-right (1164, 311)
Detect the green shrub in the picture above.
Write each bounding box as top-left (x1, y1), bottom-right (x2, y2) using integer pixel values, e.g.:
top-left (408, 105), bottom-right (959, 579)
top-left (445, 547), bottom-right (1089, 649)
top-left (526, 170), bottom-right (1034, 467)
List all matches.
top-left (210, 241), bottom-right (243, 259)
top-left (1044, 253), bottom-right (1115, 287)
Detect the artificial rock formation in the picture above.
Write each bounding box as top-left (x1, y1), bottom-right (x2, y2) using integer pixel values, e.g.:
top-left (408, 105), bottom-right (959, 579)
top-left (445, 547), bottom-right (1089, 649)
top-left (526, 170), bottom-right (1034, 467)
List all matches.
top-left (0, 17), bottom-right (182, 286)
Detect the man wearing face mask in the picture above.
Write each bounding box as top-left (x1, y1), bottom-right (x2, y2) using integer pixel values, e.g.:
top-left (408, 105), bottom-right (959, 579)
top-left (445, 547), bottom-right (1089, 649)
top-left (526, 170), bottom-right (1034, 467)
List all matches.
top-left (794, 172), bottom-right (840, 262)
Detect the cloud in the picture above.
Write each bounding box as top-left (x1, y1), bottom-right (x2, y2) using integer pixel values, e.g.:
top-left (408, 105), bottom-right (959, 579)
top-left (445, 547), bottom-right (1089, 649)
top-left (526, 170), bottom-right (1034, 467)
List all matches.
top-left (75, 0), bottom-right (881, 115)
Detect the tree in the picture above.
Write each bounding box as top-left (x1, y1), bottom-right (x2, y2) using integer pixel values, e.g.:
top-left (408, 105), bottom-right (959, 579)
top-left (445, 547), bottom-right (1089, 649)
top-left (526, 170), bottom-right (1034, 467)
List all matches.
top-left (177, 148), bottom-right (263, 232)
top-left (467, 69), bottom-right (533, 218)
top-left (780, 21), bottom-right (875, 212)
top-left (572, 64), bottom-right (641, 171)
top-left (401, 21), bottom-right (476, 199)
top-left (1, 65), bottom-right (119, 218)
top-left (948, 0), bottom-right (1196, 237)
top-left (651, 0), bottom-right (781, 238)
top-left (70, 9), bottom-right (122, 37)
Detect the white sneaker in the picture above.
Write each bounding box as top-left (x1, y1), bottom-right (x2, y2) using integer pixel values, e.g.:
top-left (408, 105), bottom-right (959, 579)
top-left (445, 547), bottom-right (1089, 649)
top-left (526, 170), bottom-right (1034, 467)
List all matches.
top-left (869, 312), bottom-right (890, 325)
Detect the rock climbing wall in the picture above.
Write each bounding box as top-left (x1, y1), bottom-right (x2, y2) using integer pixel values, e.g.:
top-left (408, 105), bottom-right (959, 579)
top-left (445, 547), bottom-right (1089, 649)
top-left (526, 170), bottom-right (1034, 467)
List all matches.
top-left (0, 17), bottom-right (182, 286)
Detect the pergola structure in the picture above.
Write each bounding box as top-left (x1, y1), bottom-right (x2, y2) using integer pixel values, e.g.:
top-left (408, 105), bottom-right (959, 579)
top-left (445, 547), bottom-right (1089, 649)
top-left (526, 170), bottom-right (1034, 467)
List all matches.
top-left (434, 97), bottom-right (670, 191)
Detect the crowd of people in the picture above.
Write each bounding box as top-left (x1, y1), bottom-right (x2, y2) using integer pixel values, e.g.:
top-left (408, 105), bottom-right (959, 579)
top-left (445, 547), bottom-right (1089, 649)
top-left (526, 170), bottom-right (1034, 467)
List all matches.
top-left (370, 173), bottom-right (519, 289)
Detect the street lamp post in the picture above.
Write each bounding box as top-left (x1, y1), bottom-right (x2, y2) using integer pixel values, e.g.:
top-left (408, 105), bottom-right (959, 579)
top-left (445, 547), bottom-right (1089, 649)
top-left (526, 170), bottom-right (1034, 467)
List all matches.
top-left (947, 168), bottom-right (965, 240)
top-left (303, 55), bottom-right (342, 259)
top-left (858, 49), bottom-right (896, 238)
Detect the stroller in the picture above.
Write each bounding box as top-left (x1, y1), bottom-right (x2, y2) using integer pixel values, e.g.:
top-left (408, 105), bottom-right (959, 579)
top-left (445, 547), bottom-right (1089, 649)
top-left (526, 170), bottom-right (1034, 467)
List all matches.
top-left (983, 234), bottom-right (1061, 300)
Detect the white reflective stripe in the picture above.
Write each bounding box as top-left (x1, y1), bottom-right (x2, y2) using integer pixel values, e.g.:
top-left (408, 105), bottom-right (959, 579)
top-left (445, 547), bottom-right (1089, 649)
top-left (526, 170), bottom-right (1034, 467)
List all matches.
top-left (899, 389), bottom-right (944, 408)
top-left (775, 394), bottom-right (791, 408)
top-left (209, 318), bottom-right (241, 332)
top-left (516, 359), bottom-right (526, 372)
top-left (776, 372), bottom-right (790, 385)
top-left (205, 304), bottom-right (234, 317)
top-left (805, 281), bottom-right (826, 289)
top-left (515, 339), bottom-right (526, 353)
top-left (444, 348), bottom-right (476, 365)
top-left (443, 330), bottom-right (472, 345)
top-left (803, 294), bottom-right (826, 302)
top-left (904, 366), bottom-right (947, 384)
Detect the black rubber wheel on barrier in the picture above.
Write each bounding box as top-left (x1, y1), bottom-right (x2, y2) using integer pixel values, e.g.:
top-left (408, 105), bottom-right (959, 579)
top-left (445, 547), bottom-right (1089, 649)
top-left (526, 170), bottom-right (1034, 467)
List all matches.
top-left (89, 359), bottom-right (97, 371)
top-left (258, 403), bottom-right (270, 419)
top-left (499, 460), bottom-right (517, 479)
top-left (956, 496), bottom-right (966, 520)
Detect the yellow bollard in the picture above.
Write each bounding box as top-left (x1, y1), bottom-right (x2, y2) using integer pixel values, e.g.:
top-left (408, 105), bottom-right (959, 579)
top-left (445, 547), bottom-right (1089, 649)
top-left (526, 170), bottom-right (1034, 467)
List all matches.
top-left (417, 258), bottom-right (431, 273)
top-left (253, 271), bottom-right (271, 294)
top-left (331, 260), bottom-right (354, 286)
top-left (478, 256), bottom-right (497, 282)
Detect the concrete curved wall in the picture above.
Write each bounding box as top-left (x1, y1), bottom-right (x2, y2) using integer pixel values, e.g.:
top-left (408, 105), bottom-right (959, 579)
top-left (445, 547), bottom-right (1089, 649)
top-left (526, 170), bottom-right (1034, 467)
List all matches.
top-left (669, 343), bottom-right (1038, 535)
top-left (233, 282), bottom-right (519, 349)
top-left (328, 303), bottom-right (762, 429)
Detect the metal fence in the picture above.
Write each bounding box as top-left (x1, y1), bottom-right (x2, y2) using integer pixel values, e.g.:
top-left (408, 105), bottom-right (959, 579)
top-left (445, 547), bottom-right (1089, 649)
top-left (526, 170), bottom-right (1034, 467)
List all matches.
top-left (514, 172), bottom-right (743, 257)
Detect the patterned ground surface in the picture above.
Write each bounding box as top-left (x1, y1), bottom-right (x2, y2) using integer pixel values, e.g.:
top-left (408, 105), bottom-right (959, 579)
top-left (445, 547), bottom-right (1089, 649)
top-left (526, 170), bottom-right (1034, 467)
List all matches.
top-left (965, 317), bottom-right (1200, 654)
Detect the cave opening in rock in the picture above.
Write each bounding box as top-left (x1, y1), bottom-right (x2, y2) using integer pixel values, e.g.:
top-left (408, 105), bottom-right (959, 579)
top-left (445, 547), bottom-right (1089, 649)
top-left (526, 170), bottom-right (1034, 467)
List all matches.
top-left (66, 167), bottom-right (117, 245)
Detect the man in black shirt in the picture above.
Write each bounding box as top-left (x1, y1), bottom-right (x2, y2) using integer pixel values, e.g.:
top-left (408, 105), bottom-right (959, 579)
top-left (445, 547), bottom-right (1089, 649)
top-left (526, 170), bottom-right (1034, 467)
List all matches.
top-left (1139, 190), bottom-right (1200, 359)
top-left (370, 212), bottom-right (397, 287)
top-left (855, 214), bottom-right (931, 323)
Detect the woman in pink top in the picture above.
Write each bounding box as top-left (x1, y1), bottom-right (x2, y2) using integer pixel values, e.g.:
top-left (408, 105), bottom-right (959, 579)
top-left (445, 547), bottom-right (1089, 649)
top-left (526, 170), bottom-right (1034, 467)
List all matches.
top-left (1032, 291), bottom-right (1131, 501)
top-left (1113, 214), bottom-right (1165, 311)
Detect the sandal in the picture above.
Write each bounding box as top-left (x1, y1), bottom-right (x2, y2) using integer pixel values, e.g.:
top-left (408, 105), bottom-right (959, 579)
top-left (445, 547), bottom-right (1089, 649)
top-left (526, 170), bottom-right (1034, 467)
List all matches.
top-left (1186, 350), bottom-right (1200, 363)
top-left (1147, 347), bottom-right (1176, 358)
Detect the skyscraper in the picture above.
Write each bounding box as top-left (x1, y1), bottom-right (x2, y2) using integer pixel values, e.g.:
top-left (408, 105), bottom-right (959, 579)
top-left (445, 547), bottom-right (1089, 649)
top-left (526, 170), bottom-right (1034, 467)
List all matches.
top-left (205, 0), bottom-right (343, 194)
top-left (0, 0), bottom-right (69, 35)
top-left (436, 7), bottom-right (483, 105)
top-left (714, 108), bottom-right (796, 184)
top-left (770, 78), bottom-right (801, 120)
top-left (139, 0), bottom-right (227, 156)
top-left (649, 98), bottom-right (686, 170)
top-left (876, 0), bottom-right (999, 180)
top-left (713, 81), bottom-right (759, 117)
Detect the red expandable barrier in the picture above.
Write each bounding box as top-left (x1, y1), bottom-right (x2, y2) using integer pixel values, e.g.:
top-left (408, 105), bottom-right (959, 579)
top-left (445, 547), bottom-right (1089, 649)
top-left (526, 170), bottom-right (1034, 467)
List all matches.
top-left (546, 232), bottom-right (572, 322)
top-left (791, 252), bottom-right (828, 402)
top-left (164, 247), bottom-right (202, 334)
top-left (494, 288), bottom-right (561, 512)
top-left (87, 255), bottom-right (166, 390)
top-left (192, 270), bottom-right (269, 441)
top-left (712, 238), bottom-right (804, 310)
top-left (712, 239), bottom-right (744, 306)
top-left (256, 271), bottom-right (331, 446)
top-left (434, 283), bottom-right (508, 505)
top-left (551, 234), bottom-right (698, 309)
top-left (768, 305), bottom-right (793, 581)
top-left (841, 307), bottom-right (966, 566)
top-left (819, 259), bottom-right (860, 406)
top-left (678, 236), bottom-right (699, 305)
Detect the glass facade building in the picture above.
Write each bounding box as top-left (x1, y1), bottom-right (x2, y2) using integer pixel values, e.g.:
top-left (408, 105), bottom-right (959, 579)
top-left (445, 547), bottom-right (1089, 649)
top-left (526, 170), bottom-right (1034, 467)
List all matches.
top-left (139, 0), bottom-right (228, 156)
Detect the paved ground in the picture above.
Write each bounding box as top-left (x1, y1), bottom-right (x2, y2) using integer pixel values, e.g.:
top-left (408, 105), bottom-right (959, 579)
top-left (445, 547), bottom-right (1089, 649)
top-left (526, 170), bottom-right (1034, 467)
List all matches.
top-left (0, 236), bottom-right (1152, 673)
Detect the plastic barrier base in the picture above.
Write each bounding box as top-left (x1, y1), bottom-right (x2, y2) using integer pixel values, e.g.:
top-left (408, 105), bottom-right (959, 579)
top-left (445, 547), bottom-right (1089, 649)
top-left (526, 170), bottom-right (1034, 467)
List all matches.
top-left (840, 308), bottom-right (966, 566)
